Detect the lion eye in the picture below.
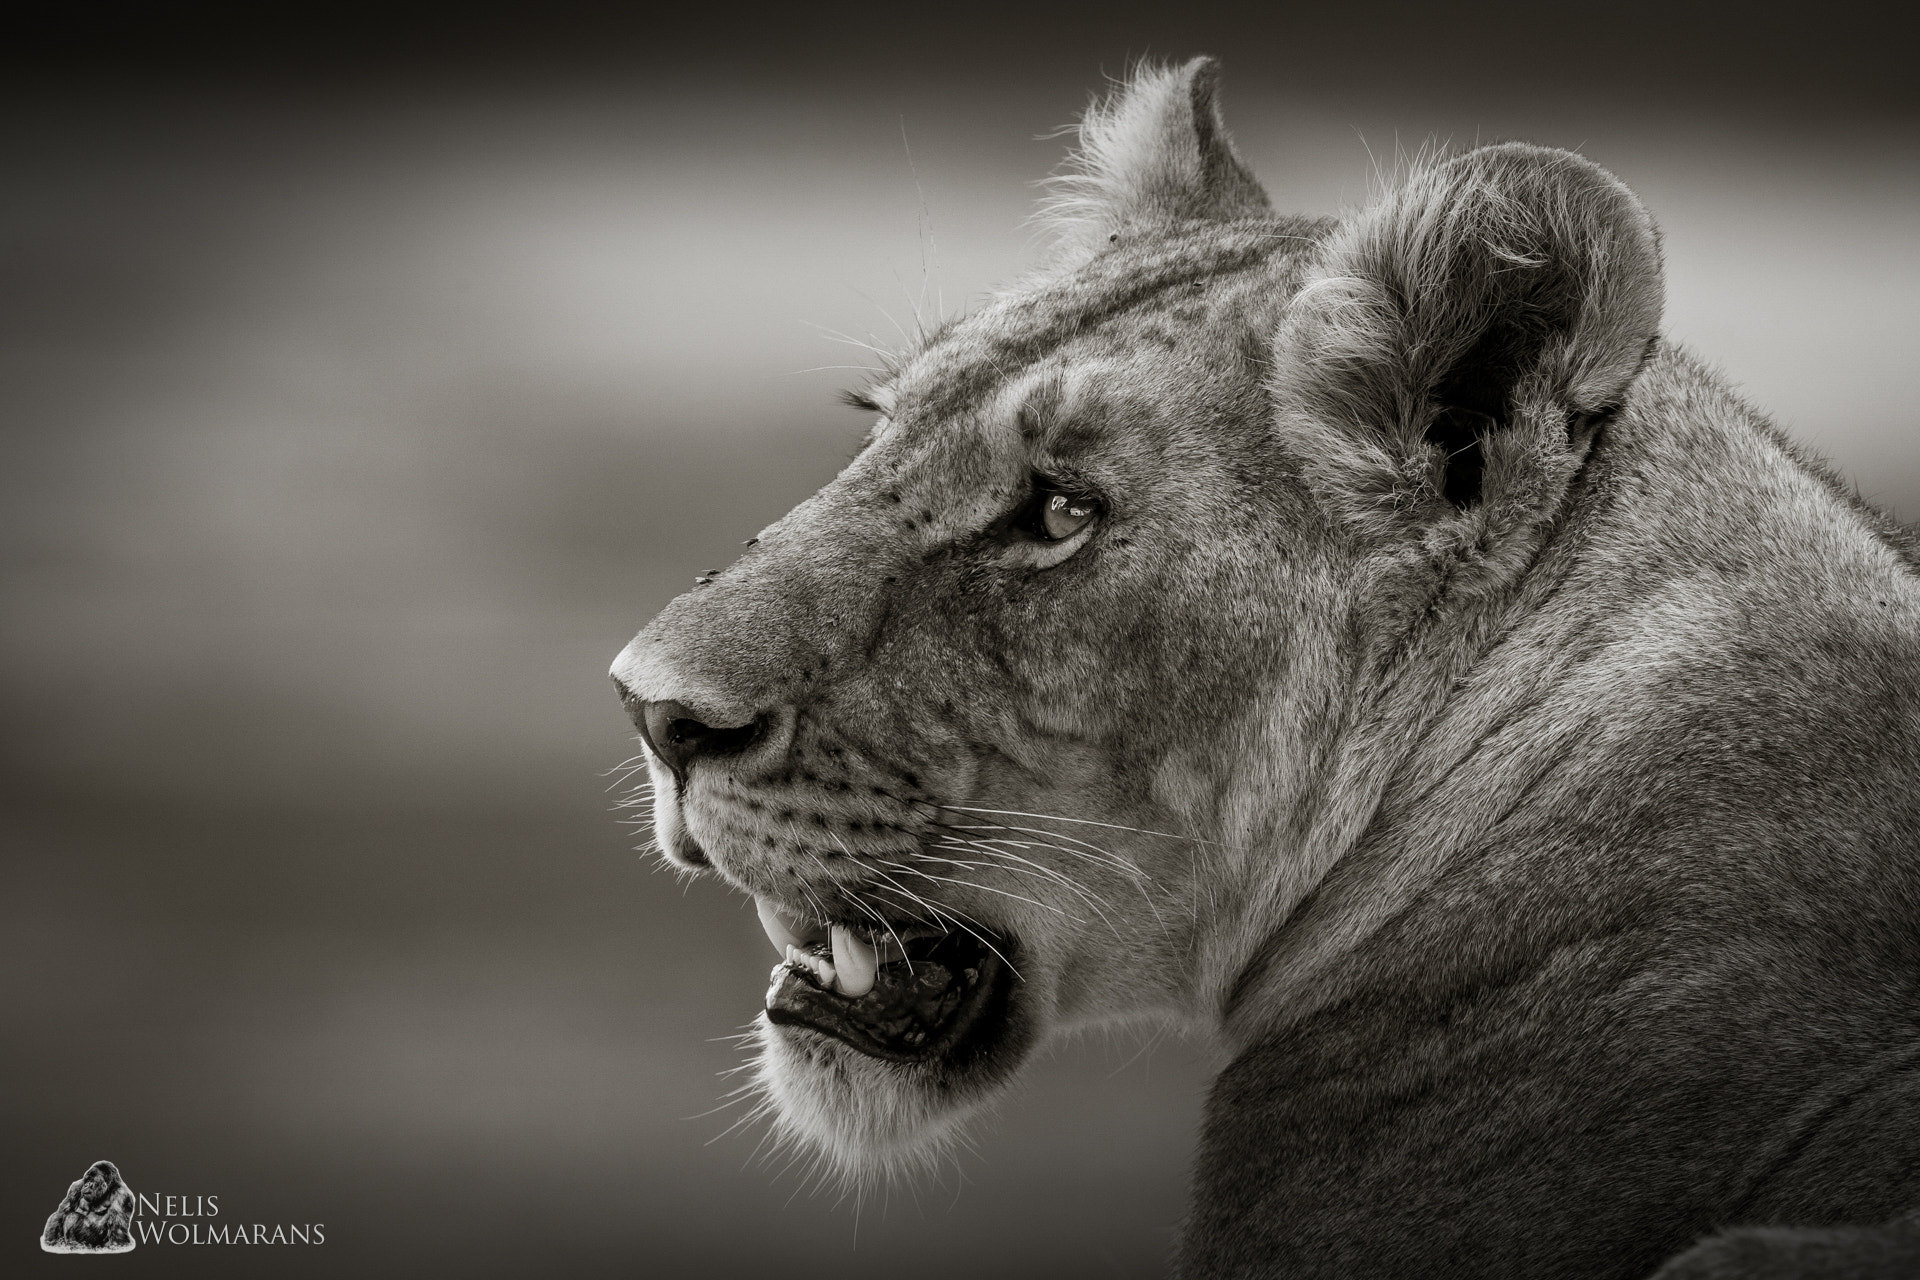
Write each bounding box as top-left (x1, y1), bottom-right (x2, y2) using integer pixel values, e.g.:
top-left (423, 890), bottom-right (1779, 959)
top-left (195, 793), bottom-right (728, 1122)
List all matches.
top-left (1038, 490), bottom-right (1099, 541)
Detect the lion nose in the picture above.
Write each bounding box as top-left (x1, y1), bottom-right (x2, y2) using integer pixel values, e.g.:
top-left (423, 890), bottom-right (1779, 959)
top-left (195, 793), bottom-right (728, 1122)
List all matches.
top-left (634, 698), bottom-right (760, 780)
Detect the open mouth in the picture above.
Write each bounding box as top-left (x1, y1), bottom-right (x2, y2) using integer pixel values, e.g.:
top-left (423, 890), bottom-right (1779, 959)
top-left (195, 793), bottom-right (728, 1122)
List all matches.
top-left (756, 897), bottom-right (1016, 1064)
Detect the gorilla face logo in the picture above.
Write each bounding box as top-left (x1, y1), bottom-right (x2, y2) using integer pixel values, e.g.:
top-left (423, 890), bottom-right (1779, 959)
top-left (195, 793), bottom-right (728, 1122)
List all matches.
top-left (41, 1160), bottom-right (137, 1254)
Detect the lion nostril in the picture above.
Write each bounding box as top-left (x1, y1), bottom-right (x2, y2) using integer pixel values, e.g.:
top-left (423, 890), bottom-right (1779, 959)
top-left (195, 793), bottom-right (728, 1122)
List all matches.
top-left (637, 699), bottom-right (761, 779)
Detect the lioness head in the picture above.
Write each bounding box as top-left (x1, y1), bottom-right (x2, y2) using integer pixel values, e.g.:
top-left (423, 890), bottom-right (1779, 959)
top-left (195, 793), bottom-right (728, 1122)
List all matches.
top-left (609, 59), bottom-right (1661, 1179)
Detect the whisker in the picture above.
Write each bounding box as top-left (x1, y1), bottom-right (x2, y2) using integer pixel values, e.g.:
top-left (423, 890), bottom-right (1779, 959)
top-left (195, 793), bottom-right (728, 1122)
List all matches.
top-left (843, 286), bottom-right (916, 350)
top-left (878, 858), bottom-right (1073, 922)
top-left (931, 813), bottom-right (1141, 861)
top-left (709, 1096), bottom-right (779, 1148)
top-left (830, 853), bottom-right (917, 977)
top-left (938, 803), bottom-right (1240, 849)
top-left (864, 867), bottom-right (962, 931)
top-left (930, 835), bottom-right (1119, 904)
top-left (801, 319), bottom-right (894, 358)
top-left (683, 1084), bottom-right (762, 1121)
top-left (888, 856), bottom-right (1068, 914)
top-left (922, 850), bottom-right (1102, 925)
top-left (933, 824), bottom-right (1167, 931)
top-left (865, 867), bottom-right (1022, 978)
top-left (931, 838), bottom-right (1123, 939)
top-left (600, 753), bottom-right (654, 779)
top-left (796, 882), bottom-right (836, 934)
top-left (1106, 1024), bottom-right (1168, 1079)
top-left (933, 820), bottom-right (1149, 880)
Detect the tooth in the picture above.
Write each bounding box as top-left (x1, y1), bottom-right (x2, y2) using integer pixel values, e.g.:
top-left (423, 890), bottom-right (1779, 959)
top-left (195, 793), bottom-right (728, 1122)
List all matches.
top-left (832, 925), bottom-right (877, 997)
top-left (757, 897), bottom-right (806, 953)
top-left (784, 944), bottom-right (834, 989)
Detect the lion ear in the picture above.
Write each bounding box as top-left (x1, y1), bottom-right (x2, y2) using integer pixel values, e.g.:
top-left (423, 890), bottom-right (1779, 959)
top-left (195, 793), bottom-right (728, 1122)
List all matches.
top-left (1039, 57), bottom-right (1272, 260)
top-left (1273, 143), bottom-right (1664, 524)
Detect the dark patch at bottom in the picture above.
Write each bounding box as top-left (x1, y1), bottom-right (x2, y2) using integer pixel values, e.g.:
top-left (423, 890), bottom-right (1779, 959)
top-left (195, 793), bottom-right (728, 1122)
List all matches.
top-left (766, 931), bottom-right (1012, 1064)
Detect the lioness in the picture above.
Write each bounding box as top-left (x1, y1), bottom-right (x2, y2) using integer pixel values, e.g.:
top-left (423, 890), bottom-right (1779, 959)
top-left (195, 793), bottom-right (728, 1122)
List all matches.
top-left (610, 59), bottom-right (1920, 1278)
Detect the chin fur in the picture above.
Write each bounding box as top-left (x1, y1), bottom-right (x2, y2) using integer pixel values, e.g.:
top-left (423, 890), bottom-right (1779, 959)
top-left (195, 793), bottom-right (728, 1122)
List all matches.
top-left (745, 1014), bottom-right (989, 1191)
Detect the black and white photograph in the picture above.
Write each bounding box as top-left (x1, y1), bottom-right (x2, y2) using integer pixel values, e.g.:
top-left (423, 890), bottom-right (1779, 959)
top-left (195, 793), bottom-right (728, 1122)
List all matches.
top-left (5, 3), bottom-right (1917, 1276)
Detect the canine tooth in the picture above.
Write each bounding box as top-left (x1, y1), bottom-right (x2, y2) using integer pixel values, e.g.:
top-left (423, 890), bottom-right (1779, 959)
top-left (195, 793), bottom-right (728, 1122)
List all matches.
top-left (757, 897), bottom-right (806, 953)
top-left (831, 925), bottom-right (877, 997)
top-left (757, 897), bottom-right (832, 954)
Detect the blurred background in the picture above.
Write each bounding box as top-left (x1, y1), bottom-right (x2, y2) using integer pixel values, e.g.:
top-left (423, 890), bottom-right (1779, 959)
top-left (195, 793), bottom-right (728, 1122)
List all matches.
top-left (4, 2), bottom-right (1914, 1275)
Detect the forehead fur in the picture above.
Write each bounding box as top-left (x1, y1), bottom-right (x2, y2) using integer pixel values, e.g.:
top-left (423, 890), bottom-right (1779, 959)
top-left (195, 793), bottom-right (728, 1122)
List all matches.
top-left (876, 218), bottom-right (1329, 432)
